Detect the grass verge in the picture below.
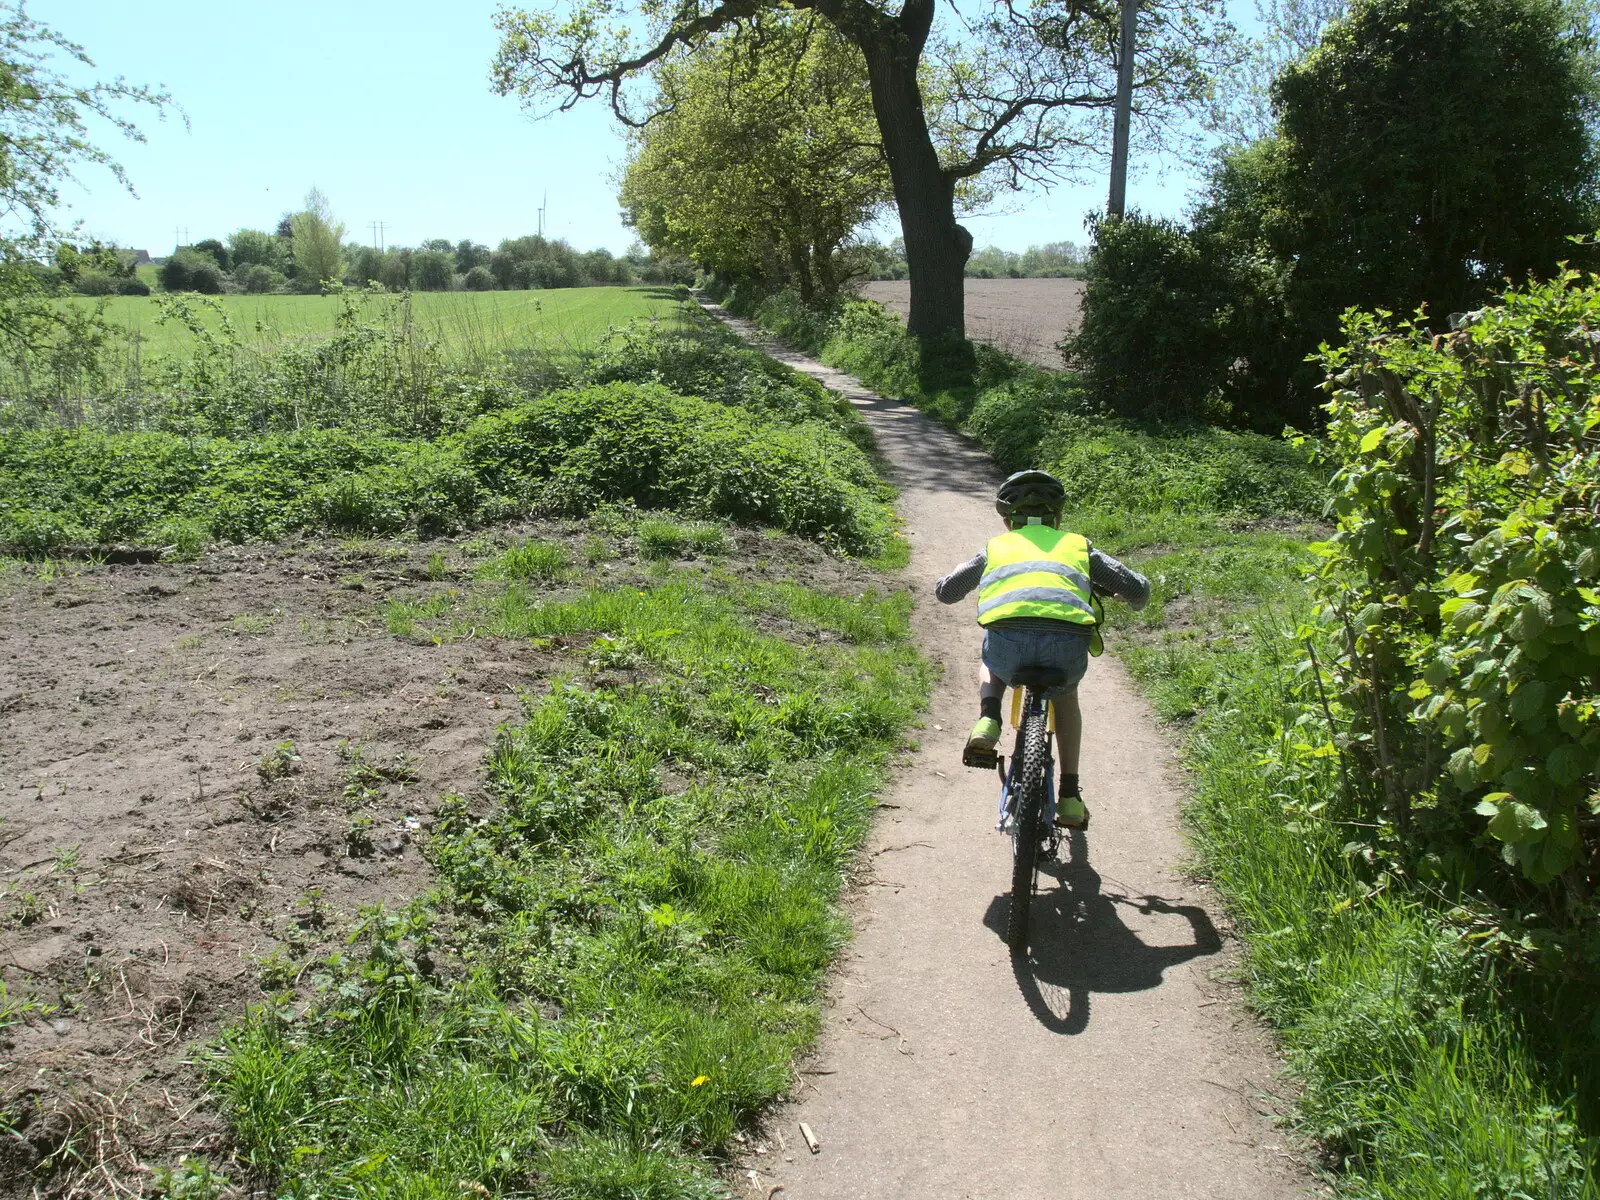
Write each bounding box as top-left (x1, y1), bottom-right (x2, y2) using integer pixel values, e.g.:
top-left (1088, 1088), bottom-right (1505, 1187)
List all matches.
top-left (1088, 499), bottom-right (1598, 1198)
top-left (208, 562), bottom-right (927, 1197)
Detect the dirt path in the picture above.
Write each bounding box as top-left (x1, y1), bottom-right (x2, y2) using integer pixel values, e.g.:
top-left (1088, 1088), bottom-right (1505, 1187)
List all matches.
top-left (701, 301), bottom-right (1309, 1200)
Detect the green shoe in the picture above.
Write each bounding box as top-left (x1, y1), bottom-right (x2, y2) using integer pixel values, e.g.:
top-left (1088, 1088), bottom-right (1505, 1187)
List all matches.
top-left (1056, 790), bottom-right (1089, 829)
top-left (966, 716), bottom-right (1001, 753)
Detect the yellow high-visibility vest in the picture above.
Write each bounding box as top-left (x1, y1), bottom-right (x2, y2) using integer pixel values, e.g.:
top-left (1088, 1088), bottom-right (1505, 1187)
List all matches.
top-left (977, 526), bottom-right (1096, 627)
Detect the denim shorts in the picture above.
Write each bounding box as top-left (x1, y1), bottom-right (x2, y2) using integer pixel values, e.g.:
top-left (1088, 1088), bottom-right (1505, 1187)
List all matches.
top-left (981, 626), bottom-right (1091, 699)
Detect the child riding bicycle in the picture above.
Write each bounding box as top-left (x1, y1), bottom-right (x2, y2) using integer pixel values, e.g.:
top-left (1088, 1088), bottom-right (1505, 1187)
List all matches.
top-left (934, 469), bottom-right (1149, 828)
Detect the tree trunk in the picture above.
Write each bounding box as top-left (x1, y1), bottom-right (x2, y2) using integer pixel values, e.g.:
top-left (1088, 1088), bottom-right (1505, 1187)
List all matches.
top-left (853, 5), bottom-right (971, 342)
top-left (813, 241), bottom-right (833, 298)
top-left (785, 234), bottom-right (816, 303)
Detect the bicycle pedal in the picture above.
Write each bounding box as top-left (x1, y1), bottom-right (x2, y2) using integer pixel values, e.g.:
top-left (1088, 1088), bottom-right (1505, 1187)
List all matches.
top-left (962, 745), bottom-right (1000, 770)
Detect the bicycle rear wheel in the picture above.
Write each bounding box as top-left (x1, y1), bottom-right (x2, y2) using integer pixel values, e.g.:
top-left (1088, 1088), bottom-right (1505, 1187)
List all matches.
top-left (1005, 700), bottom-right (1049, 952)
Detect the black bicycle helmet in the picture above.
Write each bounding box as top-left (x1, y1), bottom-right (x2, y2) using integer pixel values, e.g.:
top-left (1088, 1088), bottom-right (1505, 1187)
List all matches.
top-left (995, 469), bottom-right (1066, 523)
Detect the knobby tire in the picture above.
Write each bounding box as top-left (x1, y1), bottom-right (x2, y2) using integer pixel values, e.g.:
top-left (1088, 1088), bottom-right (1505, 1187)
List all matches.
top-left (1006, 702), bottom-right (1049, 953)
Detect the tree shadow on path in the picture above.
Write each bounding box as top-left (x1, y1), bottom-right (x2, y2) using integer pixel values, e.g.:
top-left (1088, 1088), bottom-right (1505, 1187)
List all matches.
top-left (982, 831), bottom-right (1222, 1036)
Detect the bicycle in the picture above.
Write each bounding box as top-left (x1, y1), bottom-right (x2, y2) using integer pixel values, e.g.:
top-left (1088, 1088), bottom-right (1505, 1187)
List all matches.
top-left (962, 664), bottom-right (1066, 953)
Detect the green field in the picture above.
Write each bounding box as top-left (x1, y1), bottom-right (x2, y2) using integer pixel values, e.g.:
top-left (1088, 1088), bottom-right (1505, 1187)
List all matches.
top-left (75, 285), bottom-right (686, 356)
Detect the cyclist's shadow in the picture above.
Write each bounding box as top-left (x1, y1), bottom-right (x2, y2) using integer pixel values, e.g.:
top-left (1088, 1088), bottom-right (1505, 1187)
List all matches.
top-left (981, 831), bottom-right (1222, 1035)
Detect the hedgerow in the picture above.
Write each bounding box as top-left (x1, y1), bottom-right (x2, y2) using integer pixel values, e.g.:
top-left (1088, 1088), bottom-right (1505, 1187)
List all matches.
top-left (1309, 266), bottom-right (1600, 953)
top-left (0, 382), bottom-right (893, 556)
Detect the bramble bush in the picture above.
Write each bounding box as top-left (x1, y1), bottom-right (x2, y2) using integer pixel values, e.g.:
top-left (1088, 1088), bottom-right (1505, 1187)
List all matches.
top-left (1310, 265), bottom-right (1600, 962)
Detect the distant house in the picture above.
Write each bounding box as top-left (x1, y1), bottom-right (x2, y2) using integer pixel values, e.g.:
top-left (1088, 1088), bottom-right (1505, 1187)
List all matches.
top-left (128, 249), bottom-right (153, 267)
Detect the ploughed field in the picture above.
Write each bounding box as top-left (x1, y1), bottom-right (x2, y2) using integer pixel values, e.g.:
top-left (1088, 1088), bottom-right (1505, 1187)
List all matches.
top-left (858, 277), bottom-right (1084, 369)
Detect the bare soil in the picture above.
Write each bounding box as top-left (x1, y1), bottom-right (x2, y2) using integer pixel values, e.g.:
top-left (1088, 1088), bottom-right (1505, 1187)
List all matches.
top-left (0, 526), bottom-right (867, 1198)
top-left (858, 277), bottom-right (1085, 369)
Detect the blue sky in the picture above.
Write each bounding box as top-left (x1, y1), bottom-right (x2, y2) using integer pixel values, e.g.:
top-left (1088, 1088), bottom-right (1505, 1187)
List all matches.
top-left (41, 0), bottom-right (1251, 257)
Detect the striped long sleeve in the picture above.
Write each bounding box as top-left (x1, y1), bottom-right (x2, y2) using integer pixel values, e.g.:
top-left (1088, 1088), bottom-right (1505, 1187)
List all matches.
top-left (935, 547), bottom-right (1150, 611)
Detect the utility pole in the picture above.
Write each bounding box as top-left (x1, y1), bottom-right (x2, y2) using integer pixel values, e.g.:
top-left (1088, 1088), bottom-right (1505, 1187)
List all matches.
top-left (1108, 0), bottom-right (1139, 219)
top-left (369, 221), bottom-right (386, 251)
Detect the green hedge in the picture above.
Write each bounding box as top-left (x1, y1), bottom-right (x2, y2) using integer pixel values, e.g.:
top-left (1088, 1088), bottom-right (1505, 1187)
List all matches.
top-left (0, 382), bottom-right (893, 556)
top-left (1312, 267), bottom-right (1600, 936)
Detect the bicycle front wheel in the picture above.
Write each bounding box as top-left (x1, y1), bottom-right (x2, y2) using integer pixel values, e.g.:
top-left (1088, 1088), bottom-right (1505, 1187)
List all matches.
top-left (1005, 702), bottom-right (1049, 952)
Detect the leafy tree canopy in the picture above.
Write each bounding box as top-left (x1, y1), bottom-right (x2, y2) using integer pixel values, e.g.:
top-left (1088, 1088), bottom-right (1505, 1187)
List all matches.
top-left (1207, 0), bottom-right (1349, 141)
top-left (1265, 0), bottom-right (1600, 324)
top-left (290, 188), bottom-right (347, 292)
top-left (228, 227), bottom-right (289, 273)
top-left (619, 14), bottom-right (891, 302)
top-left (1069, 0), bottom-right (1600, 428)
top-left (0, 3), bottom-right (171, 351)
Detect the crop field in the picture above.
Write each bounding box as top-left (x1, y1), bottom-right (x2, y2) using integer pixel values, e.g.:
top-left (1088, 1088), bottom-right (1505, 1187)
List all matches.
top-left (73, 285), bottom-right (687, 356)
top-left (859, 277), bottom-right (1084, 369)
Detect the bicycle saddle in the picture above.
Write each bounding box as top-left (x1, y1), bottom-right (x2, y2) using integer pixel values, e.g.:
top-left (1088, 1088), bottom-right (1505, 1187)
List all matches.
top-left (1009, 665), bottom-right (1069, 690)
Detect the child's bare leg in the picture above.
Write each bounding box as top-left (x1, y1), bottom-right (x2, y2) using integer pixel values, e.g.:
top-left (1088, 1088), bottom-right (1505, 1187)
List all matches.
top-left (1054, 690), bottom-right (1082, 775)
top-left (966, 661), bottom-right (1007, 750)
top-left (977, 660), bottom-right (1006, 700)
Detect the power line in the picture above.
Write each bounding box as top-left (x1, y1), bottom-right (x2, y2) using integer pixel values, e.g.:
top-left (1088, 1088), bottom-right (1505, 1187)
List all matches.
top-left (369, 220), bottom-right (387, 252)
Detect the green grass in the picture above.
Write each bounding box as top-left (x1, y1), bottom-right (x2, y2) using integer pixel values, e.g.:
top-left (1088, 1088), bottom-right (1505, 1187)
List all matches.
top-left (70, 286), bottom-right (686, 357)
top-left (212, 566), bottom-right (929, 1197)
top-left (474, 537), bottom-right (575, 582)
top-left (634, 516), bottom-right (732, 560)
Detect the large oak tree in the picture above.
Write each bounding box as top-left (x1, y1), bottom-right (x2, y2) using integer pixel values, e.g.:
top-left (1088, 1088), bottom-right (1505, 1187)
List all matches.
top-left (492, 0), bottom-right (1233, 341)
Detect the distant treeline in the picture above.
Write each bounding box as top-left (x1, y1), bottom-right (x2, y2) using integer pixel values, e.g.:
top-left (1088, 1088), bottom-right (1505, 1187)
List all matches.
top-left (858, 239), bottom-right (1086, 282)
top-left (49, 207), bottom-right (693, 298)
